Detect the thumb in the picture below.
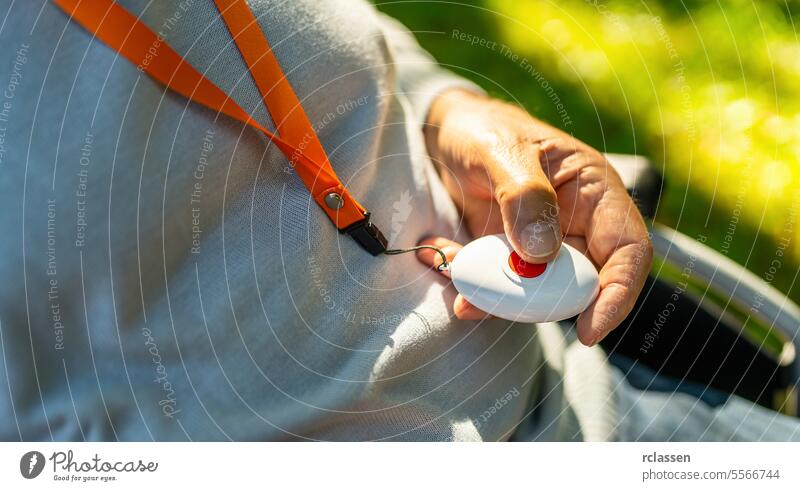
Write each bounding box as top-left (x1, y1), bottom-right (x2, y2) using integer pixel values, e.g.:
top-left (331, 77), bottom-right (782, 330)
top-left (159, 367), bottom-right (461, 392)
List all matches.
top-left (491, 149), bottom-right (562, 264)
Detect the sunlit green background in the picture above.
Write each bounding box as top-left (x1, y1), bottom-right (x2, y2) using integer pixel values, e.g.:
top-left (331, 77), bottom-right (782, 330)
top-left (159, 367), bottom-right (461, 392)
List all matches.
top-left (374, 0), bottom-right (800, 302)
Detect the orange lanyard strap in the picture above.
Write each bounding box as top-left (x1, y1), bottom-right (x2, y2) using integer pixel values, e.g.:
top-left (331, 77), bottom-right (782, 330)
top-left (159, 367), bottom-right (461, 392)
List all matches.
top-left (53, 0), bottom-right (388, 255)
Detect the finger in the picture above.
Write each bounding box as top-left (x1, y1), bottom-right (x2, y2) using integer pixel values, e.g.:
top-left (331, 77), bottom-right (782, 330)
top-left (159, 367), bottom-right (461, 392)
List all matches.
top-left (576, 196), bottom-right (652, 345)
top-left (415, 236), bottom-right (462, 275)
top-left (576, 242), bottom-right (651, 346)
top-left (454, 294), bottom-right (492, 320)
top-left (416, 236), bottom-right (494, 320)
top-left (487, 143), bottom-right (563, 264)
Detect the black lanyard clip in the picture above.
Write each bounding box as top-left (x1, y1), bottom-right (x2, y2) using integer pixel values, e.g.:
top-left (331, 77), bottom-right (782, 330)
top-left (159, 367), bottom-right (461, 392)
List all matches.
top-left (342, 212), bottom-right (388, 256)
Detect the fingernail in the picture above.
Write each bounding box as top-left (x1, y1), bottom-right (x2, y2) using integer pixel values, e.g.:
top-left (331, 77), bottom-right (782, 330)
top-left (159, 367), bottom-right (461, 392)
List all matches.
top-left (518, 221), bottom-right (560, 259)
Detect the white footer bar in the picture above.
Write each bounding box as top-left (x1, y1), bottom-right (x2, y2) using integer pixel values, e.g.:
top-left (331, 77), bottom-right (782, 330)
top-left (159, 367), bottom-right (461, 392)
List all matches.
top-left (1, 442), bottom-right (797, 489)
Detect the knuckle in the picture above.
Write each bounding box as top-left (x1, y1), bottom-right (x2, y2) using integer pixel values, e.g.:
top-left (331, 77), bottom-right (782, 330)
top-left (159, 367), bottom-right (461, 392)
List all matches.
top-left (495, 178), bottom-right (555, 205)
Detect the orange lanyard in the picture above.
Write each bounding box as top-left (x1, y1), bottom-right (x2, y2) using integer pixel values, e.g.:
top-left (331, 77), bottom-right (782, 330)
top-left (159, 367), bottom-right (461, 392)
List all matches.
top-left (53, 0), bottom-right (388, 255)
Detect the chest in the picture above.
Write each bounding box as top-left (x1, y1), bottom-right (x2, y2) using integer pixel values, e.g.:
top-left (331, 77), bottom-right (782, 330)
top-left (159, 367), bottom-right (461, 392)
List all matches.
top-left (124, 0), bottom-right (394, 135)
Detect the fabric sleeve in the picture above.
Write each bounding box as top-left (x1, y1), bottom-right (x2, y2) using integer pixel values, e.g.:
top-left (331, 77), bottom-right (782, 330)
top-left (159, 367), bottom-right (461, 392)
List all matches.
top-left (375, 13), bottom-right (485, 127)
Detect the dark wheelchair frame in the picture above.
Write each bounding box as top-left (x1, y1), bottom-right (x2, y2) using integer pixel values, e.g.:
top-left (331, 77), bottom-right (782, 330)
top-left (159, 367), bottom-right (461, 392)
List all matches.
top-left (599, 154), bottom-right (799, 416)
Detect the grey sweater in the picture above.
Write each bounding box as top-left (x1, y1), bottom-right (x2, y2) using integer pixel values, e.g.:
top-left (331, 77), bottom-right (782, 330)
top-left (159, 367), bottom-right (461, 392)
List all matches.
top-left (0, 0), bottom-right (617, 441)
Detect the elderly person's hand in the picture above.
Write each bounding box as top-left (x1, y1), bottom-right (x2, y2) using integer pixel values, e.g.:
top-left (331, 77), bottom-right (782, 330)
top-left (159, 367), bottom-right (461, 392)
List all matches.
top-left (418, 89), bottom-right (652, 346)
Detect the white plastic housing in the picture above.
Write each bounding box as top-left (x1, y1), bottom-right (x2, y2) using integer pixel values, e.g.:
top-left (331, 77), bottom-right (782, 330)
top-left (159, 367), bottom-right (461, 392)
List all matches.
top-left (450, 234), bottom-right (600, 323)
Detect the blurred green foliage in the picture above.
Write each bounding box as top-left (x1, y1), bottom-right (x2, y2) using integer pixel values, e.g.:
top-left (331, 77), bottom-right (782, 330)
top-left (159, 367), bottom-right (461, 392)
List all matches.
top-left (374, 0), bottom-right (800, 301)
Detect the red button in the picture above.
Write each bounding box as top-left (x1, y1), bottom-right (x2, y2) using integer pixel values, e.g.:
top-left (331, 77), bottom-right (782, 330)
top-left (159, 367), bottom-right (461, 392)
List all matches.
top-left (508, 251), bottom-right (547, 278)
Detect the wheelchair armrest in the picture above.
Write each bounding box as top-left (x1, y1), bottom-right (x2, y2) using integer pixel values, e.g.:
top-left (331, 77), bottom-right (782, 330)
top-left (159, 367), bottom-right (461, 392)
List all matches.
top-left (651, 224), bottom-right (800, 414)
top-left (604, 153), bottom-right (663, 219)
